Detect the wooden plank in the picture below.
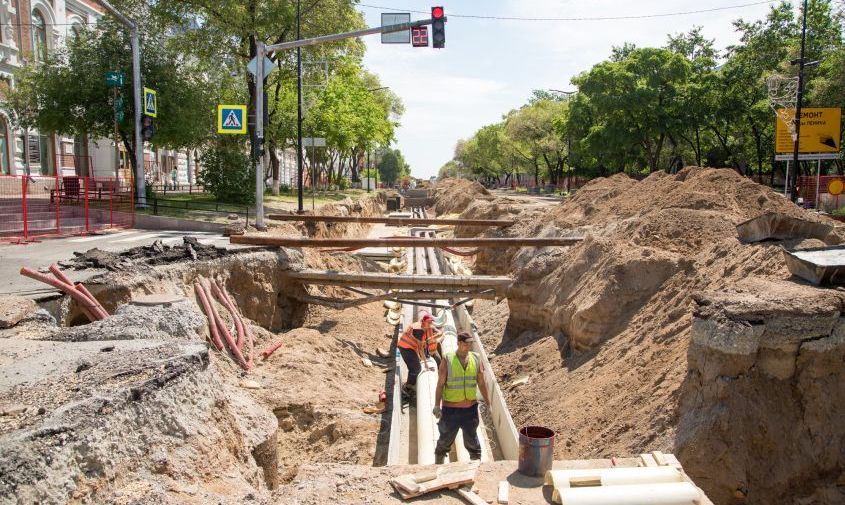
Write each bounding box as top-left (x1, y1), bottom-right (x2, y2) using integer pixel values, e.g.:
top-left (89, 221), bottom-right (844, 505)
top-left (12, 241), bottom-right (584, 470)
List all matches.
top-left (268, 214), bottom-right (515, 227)
top-left (497, 481), bottom-right (509, 504)
top-left (389, 462), bottom-right (479, 500)
top-left (455, 487), bottom-right (488, 505)
top-left (230, 235), bottom-right (583, 248)
top-left (640, 454), bottom-right (659, 467)
top-left (652, 450), bottom-right (668, 466)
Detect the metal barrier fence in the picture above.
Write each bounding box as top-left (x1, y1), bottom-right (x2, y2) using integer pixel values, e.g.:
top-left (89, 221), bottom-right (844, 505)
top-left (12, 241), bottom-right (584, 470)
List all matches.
top-left (148, 183), bottom-right (206, 195)
top-left (0, 175), bottom-right (134, 242)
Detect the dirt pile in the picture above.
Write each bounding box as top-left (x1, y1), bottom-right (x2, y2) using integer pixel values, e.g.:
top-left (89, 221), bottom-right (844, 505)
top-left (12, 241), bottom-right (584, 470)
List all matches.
top-left (63, 236), bottom-right (236, 271)
top-left (466, 167), bottom-right (845, 505)
top-left (431, 178), bottom-right (494, 216)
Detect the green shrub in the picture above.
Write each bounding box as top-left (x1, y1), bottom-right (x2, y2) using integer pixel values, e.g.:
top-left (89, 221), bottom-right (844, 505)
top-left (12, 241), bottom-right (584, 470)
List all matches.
top-left (339, 176), bottom-right (352, 190)
top-left (197, 139), bottom-right (255, 204)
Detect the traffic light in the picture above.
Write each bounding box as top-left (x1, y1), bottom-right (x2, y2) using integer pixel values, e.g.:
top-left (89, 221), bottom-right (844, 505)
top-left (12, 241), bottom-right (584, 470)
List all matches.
top-left (431, 6), bottom-right (445, 48)
top-left (141, 115), bottom-right (155, 141)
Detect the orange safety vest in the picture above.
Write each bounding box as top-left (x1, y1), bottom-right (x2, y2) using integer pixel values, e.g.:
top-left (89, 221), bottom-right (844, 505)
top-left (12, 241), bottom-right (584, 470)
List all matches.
top-left (398, 322), bottom-right (436, 352)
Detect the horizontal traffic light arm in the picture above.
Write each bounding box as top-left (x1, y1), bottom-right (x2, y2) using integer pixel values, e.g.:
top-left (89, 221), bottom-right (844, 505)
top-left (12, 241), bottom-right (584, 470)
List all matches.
top-left (265, 17), bottom-right (445, 52)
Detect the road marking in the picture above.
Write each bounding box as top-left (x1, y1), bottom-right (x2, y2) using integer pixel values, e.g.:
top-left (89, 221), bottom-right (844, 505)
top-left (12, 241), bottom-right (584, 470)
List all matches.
top-left (114, 232), bottom-right (163, 243)
top-left (69, 231), bottom-right (139, 243)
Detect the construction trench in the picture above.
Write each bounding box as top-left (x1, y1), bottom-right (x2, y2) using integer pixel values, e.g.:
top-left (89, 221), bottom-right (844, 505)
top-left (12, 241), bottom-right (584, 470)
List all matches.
top-left (2, 168), bottom-right (845, 504)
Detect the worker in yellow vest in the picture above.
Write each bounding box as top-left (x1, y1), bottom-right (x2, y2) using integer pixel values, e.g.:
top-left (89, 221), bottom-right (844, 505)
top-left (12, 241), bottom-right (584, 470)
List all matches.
top-left (432, 332), bottom-right (491, 464)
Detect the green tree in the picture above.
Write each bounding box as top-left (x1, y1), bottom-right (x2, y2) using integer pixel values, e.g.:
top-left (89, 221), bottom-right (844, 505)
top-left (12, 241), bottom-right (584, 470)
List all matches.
top-left (7, 19), bottom-right (215, 175)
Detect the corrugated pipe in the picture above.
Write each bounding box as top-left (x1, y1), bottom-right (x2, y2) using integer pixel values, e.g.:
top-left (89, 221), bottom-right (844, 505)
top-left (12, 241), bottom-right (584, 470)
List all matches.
top-left (194, 281), bottom-right (224, 351)
top-left (198, 277), bottom-right (250, 371)
top-left (48, 265), bottom-right (109, 320)
top-left (19, 267), bottom-right (107, 322)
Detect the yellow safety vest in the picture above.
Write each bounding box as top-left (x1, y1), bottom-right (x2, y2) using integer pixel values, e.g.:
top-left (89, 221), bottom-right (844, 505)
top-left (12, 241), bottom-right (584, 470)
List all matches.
top-left (443, 352), bottom-right (478, 402)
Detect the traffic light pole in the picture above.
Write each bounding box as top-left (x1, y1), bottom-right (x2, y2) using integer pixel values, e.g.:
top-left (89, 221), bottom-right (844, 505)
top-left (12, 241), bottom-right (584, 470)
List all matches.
top-left (98, 0), bottom-right (144, 207)
top-left (251, 16), bottom-right (443, 225)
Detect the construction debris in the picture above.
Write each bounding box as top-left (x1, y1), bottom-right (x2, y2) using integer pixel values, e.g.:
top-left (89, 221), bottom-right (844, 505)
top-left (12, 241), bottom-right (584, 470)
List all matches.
top-left (390, 461), bottom-right (480, 499)
top-left (61, 236), bottom-right (232, 271)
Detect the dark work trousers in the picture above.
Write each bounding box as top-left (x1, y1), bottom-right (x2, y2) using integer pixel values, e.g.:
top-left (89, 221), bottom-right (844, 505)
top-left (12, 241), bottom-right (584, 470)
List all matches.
top-left (399, 347), bottom-right (421, 386)
top-left (435, 403), bottom-right (481, 462)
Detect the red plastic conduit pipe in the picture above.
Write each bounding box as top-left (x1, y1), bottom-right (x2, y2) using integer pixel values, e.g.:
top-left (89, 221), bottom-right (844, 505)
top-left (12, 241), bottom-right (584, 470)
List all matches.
top-left (19, 267), bottom-right (106, 322)
top-left (194, 281), bottom-right (224, 351)
top-left (200, 278), bottom-right (250, 370)
top-left (210, 280), bottom-right (245, 351)
top-left (48, 265), bottom-right (109, 318)
top-left (213, 280), bottom-right (254, 364)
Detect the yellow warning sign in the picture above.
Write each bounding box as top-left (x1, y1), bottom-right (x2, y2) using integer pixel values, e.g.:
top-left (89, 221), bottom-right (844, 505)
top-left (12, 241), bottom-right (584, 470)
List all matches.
top-left (776, 107), bottom-right (841, 153)
top-left (828, 179), bottom-right (844, 196)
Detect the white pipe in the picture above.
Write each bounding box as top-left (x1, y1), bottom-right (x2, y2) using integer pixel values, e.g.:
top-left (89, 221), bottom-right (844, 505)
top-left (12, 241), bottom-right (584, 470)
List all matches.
top-left (415, 359), bottom-right (439, 464)
top-left (545, 467), bottom-right (683, 490)
top-left (553, 482), bottom-right (701, 505)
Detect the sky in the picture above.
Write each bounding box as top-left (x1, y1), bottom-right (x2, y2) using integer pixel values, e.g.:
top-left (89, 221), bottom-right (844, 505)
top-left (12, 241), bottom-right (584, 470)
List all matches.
top-left (357, 0), bottom-right (781, 179)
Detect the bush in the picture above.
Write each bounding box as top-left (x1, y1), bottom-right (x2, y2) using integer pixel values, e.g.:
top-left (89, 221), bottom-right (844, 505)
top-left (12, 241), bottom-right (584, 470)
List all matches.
top-left (197, 139), bottom-right (255, 204)
top-left (339, 176), bottom-right (352, 190)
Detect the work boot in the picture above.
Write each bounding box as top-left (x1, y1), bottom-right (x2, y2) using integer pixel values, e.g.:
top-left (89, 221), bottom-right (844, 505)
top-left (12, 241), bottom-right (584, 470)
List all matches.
top-left (435, 452), bottom-right (448, 465)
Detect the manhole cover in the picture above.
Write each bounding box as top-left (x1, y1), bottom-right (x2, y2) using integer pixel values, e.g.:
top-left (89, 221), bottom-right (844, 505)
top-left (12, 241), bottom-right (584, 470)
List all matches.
top-left (130, 294), bottom-right (186, 307)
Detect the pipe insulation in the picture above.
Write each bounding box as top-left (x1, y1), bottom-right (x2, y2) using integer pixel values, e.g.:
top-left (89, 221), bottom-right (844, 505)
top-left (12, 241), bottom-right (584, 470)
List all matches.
top-left (545, 467), bottom-right (684, 489)
top-left (552, 482), bottom-right (701, 505)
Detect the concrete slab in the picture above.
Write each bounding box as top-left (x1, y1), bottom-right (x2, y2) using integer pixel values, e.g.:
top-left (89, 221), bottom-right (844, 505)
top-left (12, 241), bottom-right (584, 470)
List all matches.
top-left (784, 245), bottom-right (845, 285)
top-left (736, 212), bottom-right (833, 243)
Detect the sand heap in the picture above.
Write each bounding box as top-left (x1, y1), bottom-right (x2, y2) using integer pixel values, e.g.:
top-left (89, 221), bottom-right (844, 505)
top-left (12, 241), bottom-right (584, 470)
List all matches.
top-left (431, 178), bottom-right (494, 216)
top-left (451, 168), bottom-right (845, 505)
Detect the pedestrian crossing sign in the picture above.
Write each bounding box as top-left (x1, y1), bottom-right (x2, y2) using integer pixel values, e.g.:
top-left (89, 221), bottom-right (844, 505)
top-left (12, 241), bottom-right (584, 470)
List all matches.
top-left (143, 87), bottom-right (157, 117)
top-left (217, 105), bottom-right (247, 134)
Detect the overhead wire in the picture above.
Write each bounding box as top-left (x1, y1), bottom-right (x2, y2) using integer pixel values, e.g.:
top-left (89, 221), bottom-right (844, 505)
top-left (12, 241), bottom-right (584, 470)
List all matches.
top-left (358, 1), bottom-right (778, 22)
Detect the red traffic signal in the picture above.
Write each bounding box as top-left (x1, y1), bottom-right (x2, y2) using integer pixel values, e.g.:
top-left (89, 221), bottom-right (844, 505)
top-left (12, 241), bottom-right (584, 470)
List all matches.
top-left (431, 6), bottom-right (445, 48)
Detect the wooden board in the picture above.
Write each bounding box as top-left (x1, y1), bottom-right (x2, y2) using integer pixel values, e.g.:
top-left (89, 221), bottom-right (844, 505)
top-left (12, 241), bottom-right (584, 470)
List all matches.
top-left (390, 462), bottom-right (480, 500)
top-left (455, 487), bottom-right (488, 505)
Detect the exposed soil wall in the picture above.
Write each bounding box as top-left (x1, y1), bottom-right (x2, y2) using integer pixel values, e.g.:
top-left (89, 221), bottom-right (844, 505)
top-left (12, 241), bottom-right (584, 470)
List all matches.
top-left (0, 193), bottom-right (396, 503)
top-left (434, 170), bottom-right (845, 504)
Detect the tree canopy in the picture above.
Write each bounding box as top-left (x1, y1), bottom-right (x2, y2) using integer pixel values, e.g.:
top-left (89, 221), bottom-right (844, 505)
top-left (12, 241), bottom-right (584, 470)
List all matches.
top-left (446, 0), bottom-right (845, 186)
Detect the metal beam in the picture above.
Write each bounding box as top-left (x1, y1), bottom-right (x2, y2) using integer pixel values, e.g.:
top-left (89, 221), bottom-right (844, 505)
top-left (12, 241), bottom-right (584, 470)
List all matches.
top-left (231, 236), bottom-right (582, 248)
top-left (286, 270), bottom-right (511, 292)
top-left (268, 214), bottom-right (515, 227)
top-left (266, 18), bottom-right (441, 52)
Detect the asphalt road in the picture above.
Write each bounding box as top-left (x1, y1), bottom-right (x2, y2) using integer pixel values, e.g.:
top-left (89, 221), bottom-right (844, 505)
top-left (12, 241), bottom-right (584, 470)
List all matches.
top-left (0, 229), bottom-right (233, 296)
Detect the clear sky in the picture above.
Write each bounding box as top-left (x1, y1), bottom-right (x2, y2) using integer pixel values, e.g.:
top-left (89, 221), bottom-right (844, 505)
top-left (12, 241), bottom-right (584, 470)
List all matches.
top-left (357, 0), bottom-right (780, 179)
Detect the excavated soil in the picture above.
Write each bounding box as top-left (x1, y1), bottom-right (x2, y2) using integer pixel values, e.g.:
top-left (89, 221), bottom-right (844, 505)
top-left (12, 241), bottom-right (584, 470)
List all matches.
top-left (0, 193), bottom-right (404, 504)
top-left (435, 169), bottom-right (845, 505)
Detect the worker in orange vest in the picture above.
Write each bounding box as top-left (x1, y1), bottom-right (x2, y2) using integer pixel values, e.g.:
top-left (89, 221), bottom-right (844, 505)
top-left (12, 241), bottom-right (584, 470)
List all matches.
top-left (398, 312), bottom-right (444, 397)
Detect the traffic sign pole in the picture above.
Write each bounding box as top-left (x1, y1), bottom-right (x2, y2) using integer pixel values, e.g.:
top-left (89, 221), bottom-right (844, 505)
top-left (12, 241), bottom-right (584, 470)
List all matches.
top-left (255, 41), bottom-right (266, 230)
top-left (250, 13), bottom-right (444, 225)
top-left (97, 0), bottom-right (145, 207)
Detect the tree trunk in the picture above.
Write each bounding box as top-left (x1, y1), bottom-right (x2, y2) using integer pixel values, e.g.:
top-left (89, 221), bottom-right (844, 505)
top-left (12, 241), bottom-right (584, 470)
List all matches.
top-left (269, 143), bottom-right (280, 195)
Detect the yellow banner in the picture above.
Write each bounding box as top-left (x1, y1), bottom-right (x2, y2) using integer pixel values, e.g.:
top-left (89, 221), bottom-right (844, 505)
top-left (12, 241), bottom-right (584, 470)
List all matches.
top-left (776, 107), bottom-right (841, 153)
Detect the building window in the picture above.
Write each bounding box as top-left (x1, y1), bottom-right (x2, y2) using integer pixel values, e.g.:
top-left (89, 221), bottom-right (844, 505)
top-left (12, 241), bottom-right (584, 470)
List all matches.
top-left (31, 10), bottom-right (48, 62)
top-left (0, 119), bottom-right (8, 175)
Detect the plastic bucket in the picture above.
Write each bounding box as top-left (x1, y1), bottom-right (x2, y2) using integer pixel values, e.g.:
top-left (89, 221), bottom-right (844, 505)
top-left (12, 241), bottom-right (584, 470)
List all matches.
top-left (518, 425), bottom-right (555, 477)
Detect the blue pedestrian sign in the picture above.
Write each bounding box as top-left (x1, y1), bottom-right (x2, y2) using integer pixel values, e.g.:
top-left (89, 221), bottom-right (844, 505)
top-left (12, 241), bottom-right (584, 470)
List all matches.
top-left (143, 87), bottom-right (157, 117)
top-left (217, 104), bottom-right (247, 134)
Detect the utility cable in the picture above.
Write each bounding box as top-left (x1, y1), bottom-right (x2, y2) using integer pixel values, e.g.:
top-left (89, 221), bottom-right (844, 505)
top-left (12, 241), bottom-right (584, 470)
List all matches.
top-left (358, 1), bottom-right (777, 22)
